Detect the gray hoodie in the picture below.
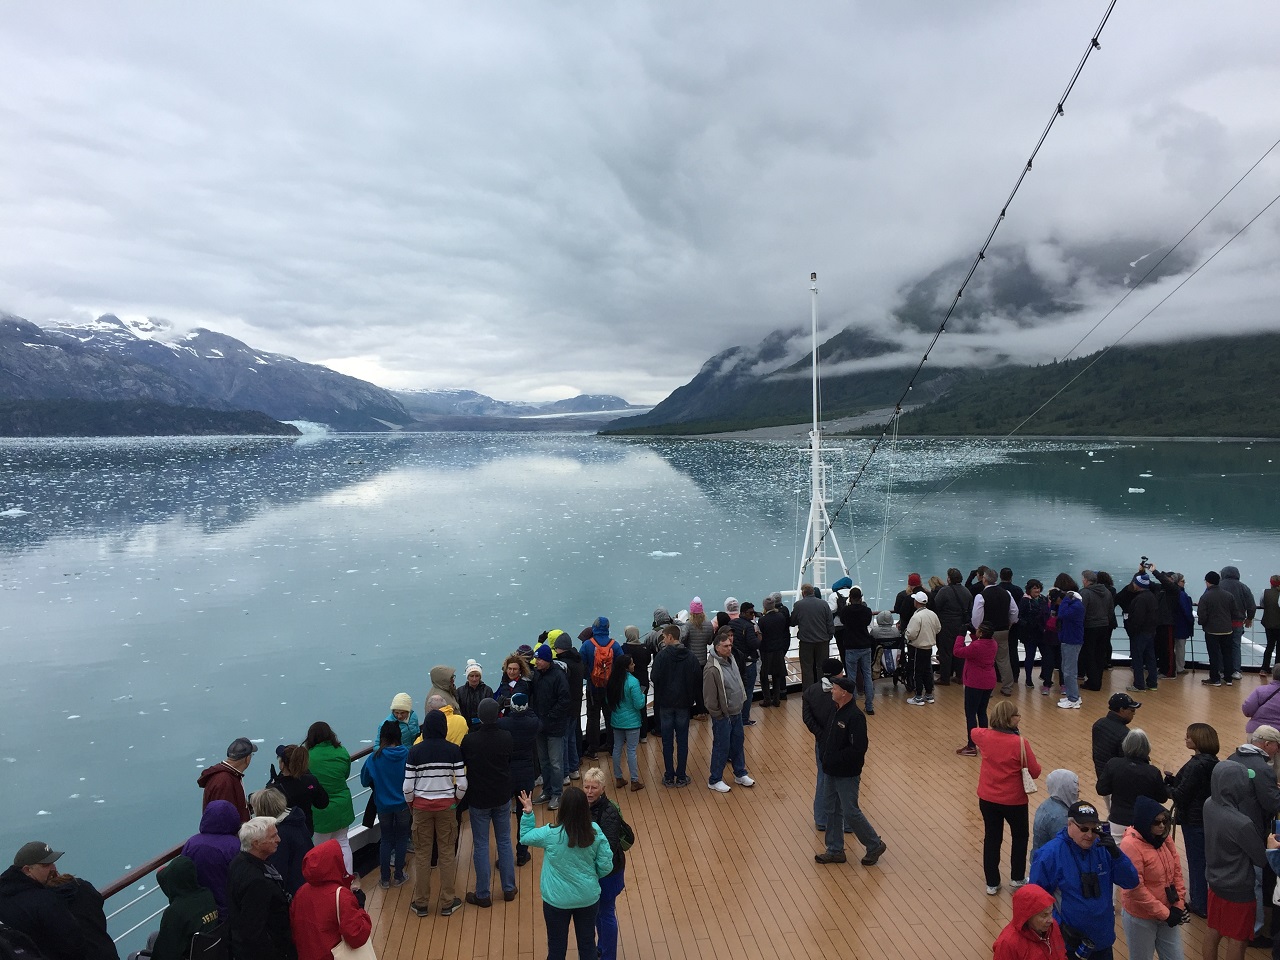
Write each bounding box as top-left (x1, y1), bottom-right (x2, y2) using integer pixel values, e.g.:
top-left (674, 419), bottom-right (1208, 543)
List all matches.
top-left (1204, 761), bottom-right (1266, 902)
top-left (1032, 769), bottom-right (1080, 854)
top-left (1219, 566), bottom-right (1258, 622)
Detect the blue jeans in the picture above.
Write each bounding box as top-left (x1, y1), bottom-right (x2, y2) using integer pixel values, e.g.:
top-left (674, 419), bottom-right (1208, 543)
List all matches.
top-left (377, 805), bottom-right (411, 883)
top-left (1121, 910), bottom-right (1184, 960)
top-left (1060, 643), bottom-right (1081, 700)
top-left (823, 774), bottom-right (881, 856)
top-left (543, 901), bottom-right (598, 960)
top-left (844, 648), bottom-right (874, 711)
top-left (469, 804), bottom-right (515, 899)
top-left (612, 727), bottom-right (640, 782)
top-left (536, 734), bottom-right (564, 799)
top-left (709, 715), bottom-right (746, 785)
top-left (1182, 823), bottom-right (1207, 914)
top-left (740, 662), bottom-right (758, 722)
top-left (659, 707), bottom-right (690, 779)
top-left (1129, 632), bottom-right (1157, 689)
top-left (563, 722), bottom-right (580, 776)
top-left (596, 869), bottom-right (625, 960)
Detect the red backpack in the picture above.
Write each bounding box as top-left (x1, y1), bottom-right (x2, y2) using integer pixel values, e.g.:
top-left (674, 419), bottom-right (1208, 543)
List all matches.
top-left (589, 638), bottom-right (614, 688)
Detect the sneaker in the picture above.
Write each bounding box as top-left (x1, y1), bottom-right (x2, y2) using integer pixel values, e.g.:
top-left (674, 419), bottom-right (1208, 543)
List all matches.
top-left (411, 903), bottom-right (429, 918)
top-left (925, 695), bottom-right (936, 704)
top-left (547, 796), bottom-right (561, 811)
top-left (1126, 685), bottom-right (1144, 692)
top-left (662, 775), bottom-right (676, 787)
top-left (439, 897), bottom-right (462, 917)
top-left (563, 776), bottom-right (570, 786)
top-left (1009, 879), bottom-right (1027, 890)
top-left (1056, 698), bottom-right (1081, 709)
top-left (742, 719), bottom-right (757, 726)
top-left (533, 792), bottom-right (552, 804)
top-left (392, 875), bottom-right (407, 886)
top-left (708, 780), bottom-right (731, 793)
top-left (569, 770), bottom-right (581, 780)
top-left (465, 892), bottom-right (492, 908)
top-left (906, 696), bottom-right (925, 706)
top-left (956, 745), bottom-right (977, 756)
top-left (1040, 685), bottom-right (1051, 696)
top-left (814, 852), bottom-right (847, 864)
top-left (986, 884), bottom-right (1000, 896)
top-left (379, 878), bottom-right (390, 889)
top-left (865, 707), bottom-right (875, 715)
top-left (675, 775), bottom-right (692, 787)
top-left (860, 840), bottom-right (887, 866)
top-left (1226, 680), bottom-right (1234, 686)
top-left (734, 774), bottom-right (756, 788)
top-left (1202, 679), bottom-right (1222, 687)
top-left (1232, 671), bottom-right (1243, 680)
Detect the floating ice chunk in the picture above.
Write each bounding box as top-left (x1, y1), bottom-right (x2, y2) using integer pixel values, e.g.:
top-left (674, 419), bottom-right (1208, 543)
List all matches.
top-left (1139, 473), bottom-right (1153, 478)
top-left (3, 758), bottom-right (15, 763)
top-left (66, 715), bottom-right (81, 720)
top-left (37, 810), bottom-right (51, 816)
top-left (649, 551), bottom-right (682, 558)
top-left (1128, 488), bottom-right (1146, 494)
top-left (0, 508), bottom-right (29, 517)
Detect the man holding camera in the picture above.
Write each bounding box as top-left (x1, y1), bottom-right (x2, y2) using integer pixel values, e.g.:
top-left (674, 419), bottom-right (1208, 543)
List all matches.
top-left (1029, 801), bottom-right (1138, 960)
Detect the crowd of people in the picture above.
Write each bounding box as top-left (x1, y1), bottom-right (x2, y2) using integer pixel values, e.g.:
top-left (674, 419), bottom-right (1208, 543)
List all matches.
top-left (4, 564), bottom-right (1280, 960)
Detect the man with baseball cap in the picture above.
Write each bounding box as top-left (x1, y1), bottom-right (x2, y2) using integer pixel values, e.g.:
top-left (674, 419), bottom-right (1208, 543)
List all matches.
top-left (813, 675), bottom-right (886, 867)
top-left (0, 841), bottom-right (87, 960)
top-left (1030, 800), bottom-right (1138, 960)
top-left (198, 737), bottom-right (258, 823)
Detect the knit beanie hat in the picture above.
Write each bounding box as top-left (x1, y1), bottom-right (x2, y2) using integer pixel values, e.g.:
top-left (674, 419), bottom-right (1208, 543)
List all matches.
top-left (689, 597), bottom-right (704, 615)
top-left (465, 659), bottom-right (483, 677)
top-left (477, 698), bottom-right (500, 724)
top-left (907, 573), bottom-right (922, 587)
top-left (535, 643), bottom-right (554, 662)
top-left (823, 657), bottom-right (844, 677)
top-left (390, 692), bottom-right (412, 712)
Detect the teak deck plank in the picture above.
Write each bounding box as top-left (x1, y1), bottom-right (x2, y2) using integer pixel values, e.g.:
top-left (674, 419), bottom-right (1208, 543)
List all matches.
top-left (359, 665), bottom-right (1269, 959)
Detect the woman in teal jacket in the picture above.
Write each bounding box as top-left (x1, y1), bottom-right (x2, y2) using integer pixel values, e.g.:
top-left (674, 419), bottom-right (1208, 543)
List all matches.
top-left (518, 787), bottom-right (613, 960)
top-left (605, 654), bottom-right (646, 790)
top-left (303, 722), bottom-right (355, 872)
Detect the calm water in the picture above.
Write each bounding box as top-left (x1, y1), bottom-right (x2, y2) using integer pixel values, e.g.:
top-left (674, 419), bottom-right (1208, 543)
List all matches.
top-left (1, 432), bottom-right (1276, 913)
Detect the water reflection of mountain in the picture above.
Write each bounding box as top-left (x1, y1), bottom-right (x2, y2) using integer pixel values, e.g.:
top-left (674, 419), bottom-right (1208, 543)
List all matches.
top-left (0, 436), bottom-right (417, 554)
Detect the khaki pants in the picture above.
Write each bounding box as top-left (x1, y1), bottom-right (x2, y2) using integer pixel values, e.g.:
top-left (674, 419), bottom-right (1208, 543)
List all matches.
top-left (993, 630), bottom-right (1013, 694)
top-left (411, 807), bottom-right (457, 909)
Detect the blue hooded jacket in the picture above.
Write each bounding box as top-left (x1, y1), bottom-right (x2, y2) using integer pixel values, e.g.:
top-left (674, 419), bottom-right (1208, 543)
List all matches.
top-left (1030, 824), bottom-right (1139, 947)
top-left (360, 743), bottom-right (409, 812)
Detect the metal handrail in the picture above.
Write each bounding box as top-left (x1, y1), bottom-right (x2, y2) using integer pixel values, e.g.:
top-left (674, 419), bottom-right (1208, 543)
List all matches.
top-left (102, 745), bottom-right (373, 900)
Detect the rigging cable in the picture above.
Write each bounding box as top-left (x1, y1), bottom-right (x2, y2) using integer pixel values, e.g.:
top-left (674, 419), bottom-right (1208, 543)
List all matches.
top-left (854, 183), bottom-right (1280, 564)
top-left (800, 0), bottom-right (1117, 573)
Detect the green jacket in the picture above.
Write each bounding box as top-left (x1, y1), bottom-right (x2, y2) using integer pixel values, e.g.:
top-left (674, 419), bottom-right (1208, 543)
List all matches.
top-left (307, 742), bottom-right (355, 834)
top-left (153, 856), bottom-right (220, 960)
top-left (518, 813), bottom-right (613, 909)
top-left (608, 674), bottom-right (646, 731)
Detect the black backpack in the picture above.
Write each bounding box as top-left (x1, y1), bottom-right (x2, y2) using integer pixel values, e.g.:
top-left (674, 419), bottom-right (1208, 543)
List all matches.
top-left (0, 922), bottom-right (44, 960)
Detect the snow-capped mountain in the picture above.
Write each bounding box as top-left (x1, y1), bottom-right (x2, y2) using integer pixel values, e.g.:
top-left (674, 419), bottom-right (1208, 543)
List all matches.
top-left (0, 313), bottom-right (413, 431)
top-left (394, 388), bottom-right (644, 419)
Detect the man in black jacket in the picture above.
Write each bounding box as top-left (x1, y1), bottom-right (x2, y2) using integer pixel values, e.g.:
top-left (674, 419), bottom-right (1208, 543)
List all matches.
top-left (932, 568), bottom-right (972, 685)
top-left (757, 597), bottom-right (792, 706)
top-left (814, 677), bottom-right (887, 867)
top-left (530, 643), bottom-right (571, 811)
top-left (1092, 692), bottom-right (1139, 788)
top-left (0, 842), bottom-right (86, 960)
top-left (972, 569), bottom-right (1019, 697)
top-left (803, 657), bottom-right (849, 834)
top-left (550, 630), bottom-right (585, 778)
top-left (227, 818), bottom-right (296, 960)
top-left (650, 623), bottom-right (701, 786)
top-left (461, 698), bottom-right (516, 907)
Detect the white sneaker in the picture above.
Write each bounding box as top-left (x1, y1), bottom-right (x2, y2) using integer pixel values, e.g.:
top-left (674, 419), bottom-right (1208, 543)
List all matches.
top-left (563, 776), bottom-right (570, 786)
top-left (907, 696), bottom-right (925, 706)
top-left (708, 780), bottom-right (731, 793)
top-left (1008, 878), bottom-right (1027, 890)
top-left (925, 695), bottom-right (936, 704)
top-left (986, 884), bottom-right (1000, 895)
top-left (734, 774), bottom-right (756, 788)
top-left (1232, 671), bottom-right (1243, 680)
top-left (1057, 697), bottom-right (1081, 709)
top-left (569, 770), bottom-right (580, 780)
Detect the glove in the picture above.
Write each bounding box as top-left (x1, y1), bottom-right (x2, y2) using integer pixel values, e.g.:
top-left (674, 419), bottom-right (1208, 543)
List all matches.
top-left (1098, 832), bottom-right (1121, 858)
top-left (1165, 907), bottom-right (1187, 927)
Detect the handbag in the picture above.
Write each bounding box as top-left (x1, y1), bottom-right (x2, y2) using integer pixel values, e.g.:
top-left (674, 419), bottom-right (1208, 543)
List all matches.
top-left (331, 888), bottom-right (377, 960)
top-left (1020, 737), bottom-right (1037, 794)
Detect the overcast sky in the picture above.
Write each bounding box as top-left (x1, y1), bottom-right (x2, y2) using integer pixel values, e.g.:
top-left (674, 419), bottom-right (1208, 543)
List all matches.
top-left (3, 2), bottom-right (1278, 404)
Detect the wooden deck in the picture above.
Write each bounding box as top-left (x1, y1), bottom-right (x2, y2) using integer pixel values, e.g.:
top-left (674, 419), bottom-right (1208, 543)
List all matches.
top-left (360, 667), bottom-right (1269, 960)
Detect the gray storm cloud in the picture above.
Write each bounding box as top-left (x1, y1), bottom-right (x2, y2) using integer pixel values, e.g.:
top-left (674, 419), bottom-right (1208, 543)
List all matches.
top-left (1, 1), bottom-right (1278, 405)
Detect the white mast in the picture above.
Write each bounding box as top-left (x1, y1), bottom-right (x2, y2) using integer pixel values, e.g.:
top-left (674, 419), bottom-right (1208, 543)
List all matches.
top-left (795, 272), bottom-right (849, 596)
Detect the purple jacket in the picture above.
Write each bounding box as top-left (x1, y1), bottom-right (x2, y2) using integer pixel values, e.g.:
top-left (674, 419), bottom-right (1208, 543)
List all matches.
top-left (180, 799), bottom-right (241, 913)
top-left (1243, 681), bottom-right (1280, 735)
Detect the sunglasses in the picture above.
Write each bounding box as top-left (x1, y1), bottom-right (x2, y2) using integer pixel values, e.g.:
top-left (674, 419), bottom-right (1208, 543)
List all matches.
top-left (1074, 823), bottom-right (1104, 834)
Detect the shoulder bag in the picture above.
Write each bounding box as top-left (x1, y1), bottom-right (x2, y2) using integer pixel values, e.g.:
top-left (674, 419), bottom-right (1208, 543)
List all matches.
top-left (331, 888), bottom-right (377, 960)
top-left (1020, 737), bottom-right (1038, 794)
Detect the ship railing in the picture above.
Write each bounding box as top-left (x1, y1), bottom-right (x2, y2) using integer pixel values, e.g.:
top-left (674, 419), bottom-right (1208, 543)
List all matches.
top-left (103, 746), bottom-right (375, 949)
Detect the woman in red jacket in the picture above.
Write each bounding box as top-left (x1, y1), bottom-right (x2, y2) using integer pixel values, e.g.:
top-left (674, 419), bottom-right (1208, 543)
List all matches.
top-left (973, 699), bottom-right (1041, 896)
top-left (1118, 797), bottom-right (1187, 960)
top-left (289, 840), bottom-right (372, 960)
top-left (993, 883), bottom-right (1066, 960)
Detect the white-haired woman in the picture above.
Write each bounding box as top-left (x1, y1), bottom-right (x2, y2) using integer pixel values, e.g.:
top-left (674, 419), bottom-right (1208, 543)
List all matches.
top-left (227, 817), bottom-right (295, 960)
top-left (582, 768), bottom-right (628, 960)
